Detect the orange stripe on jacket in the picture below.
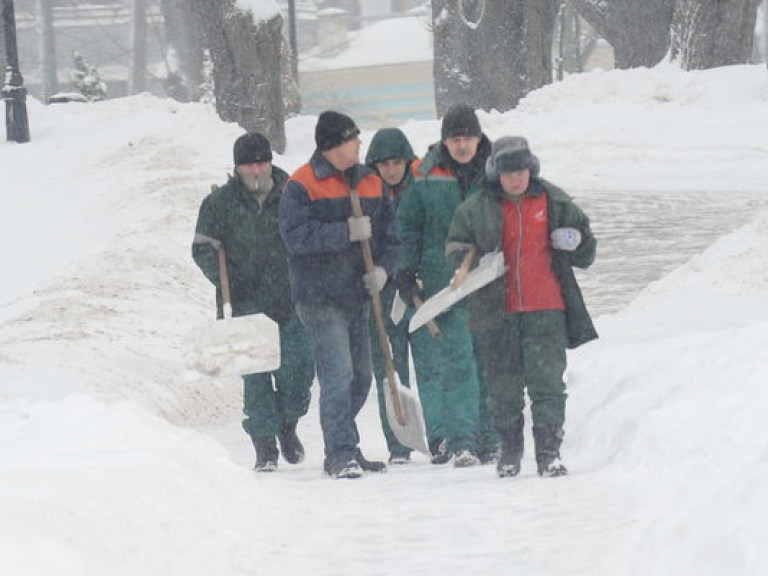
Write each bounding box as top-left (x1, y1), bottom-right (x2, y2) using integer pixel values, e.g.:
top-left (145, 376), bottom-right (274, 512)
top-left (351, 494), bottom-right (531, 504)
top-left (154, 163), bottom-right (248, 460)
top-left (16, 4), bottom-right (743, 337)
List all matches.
top-left (290, 164), bottom-right (383, 201)
top-left (411, 157), bottom-right (455, 181)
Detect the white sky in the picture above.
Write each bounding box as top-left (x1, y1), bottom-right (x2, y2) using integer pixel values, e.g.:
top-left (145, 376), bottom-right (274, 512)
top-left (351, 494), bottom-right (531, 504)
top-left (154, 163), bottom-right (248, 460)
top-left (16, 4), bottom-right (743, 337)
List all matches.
top-left (1, 14), bottom-right (768, 576)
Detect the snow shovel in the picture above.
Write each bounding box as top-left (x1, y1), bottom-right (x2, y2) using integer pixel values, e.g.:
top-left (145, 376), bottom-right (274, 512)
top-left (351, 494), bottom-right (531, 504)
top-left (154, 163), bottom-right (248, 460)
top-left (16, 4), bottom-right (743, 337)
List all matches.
top-left (390, 290), bottom-right (442, 338)
top-left (185, 248), bottom-right (280, 377)
top-left (409, 248), bottom-right (508, 334)
top-left (350, 188), bottom-right (429, 455)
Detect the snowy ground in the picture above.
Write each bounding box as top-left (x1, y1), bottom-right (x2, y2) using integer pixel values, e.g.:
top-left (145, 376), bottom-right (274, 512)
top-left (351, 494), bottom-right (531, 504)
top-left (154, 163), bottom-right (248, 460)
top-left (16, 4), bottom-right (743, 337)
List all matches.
top-left (1, 63), bottom-right (768, 575)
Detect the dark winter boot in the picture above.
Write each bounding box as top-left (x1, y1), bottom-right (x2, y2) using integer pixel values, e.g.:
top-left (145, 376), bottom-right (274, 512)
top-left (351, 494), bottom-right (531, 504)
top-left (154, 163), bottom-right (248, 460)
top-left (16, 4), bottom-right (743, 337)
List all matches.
top-left (533, 424), bottom-right (568, 477)
top-left (453, 448), bottom-right (480, 468)
top-left (324, 451), bottom-right (363, 479)
top-left (496, 418), bottom-right (525, 478)
top-left (252, 435), bottom-right (279, 473)
top-left (388, 451), bottom-right (411, 465)
top-left (355, 448), bottom-right (387, 473)
top-left (429, 437), bottom-right (452, 465)
top-left (479, 446), bottom-right (501, 465)
top-left (277, 420), bottom-right (305, 464)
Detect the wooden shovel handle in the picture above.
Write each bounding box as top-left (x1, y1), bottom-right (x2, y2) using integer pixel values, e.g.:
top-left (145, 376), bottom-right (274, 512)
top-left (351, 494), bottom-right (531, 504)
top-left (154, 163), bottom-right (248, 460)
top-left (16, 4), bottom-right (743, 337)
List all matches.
top-left (349, 188), bottom-right (406, 425)
top-left (412, 295), bottom-right (442, 339)
top-left (217, 247), bottom-right (232, 316)
top-left (451, 246), bottom-right (477, 289)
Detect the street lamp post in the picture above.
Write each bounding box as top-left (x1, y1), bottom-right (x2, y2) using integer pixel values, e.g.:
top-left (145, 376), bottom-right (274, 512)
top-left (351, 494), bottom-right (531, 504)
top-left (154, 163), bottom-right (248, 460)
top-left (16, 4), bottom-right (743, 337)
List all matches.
top-left (2, 0), bottom-right (30, 143)
top-left (287, 0), bottom-right (298, 81)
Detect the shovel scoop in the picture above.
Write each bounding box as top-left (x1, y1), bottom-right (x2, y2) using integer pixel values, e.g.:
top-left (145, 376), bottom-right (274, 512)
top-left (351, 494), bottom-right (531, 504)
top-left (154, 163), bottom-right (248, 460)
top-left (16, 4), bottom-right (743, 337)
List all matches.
top-left (350, 188), bottom-right (429, 455)
top-left (186, 248), bottom-right (281, 377)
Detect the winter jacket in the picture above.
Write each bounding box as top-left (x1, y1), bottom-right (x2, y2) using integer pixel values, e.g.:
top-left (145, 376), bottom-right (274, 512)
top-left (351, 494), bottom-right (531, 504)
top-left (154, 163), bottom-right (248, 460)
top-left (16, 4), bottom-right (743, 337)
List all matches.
top-left (278, 150), bottom-right (400, 309)
top-left (447, 177), bottom-right (598, 348)
top-left (192, 166), bottom-right (295, 321)
top-left (396, 137), bottom-right (491, 297)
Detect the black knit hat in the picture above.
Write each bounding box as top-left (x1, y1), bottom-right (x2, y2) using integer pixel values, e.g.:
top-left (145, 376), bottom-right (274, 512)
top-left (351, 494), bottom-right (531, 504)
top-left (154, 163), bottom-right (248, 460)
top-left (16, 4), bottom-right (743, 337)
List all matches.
top-left (441, 103), bottom-right (482, 140)
top-left (315, 111), bottom-right (361, 151)
top-left (233, 132), bottom-right (272, 165)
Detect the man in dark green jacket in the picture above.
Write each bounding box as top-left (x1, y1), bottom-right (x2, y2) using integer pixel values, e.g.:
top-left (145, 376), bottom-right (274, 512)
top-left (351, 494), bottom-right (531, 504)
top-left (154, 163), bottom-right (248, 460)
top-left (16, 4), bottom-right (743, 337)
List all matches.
top-left (396, 104), bottom-right (496, 467)
top-left (447, 136), bottom-right (598, 478)
top-left (192, 132), bottom-right (314, 472)
top-left (365, 127), bottom-right (416, 465)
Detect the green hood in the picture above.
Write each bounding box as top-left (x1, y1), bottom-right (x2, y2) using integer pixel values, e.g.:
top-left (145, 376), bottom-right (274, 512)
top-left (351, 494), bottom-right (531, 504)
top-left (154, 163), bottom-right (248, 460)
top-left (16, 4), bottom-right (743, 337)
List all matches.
top-left (365, 128), bottom-right (416, 165)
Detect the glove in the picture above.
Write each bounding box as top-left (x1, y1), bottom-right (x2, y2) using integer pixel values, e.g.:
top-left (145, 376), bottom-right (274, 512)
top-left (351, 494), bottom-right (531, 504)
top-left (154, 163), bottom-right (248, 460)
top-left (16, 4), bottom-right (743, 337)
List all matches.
top-left (363, 266), bottom-right (388, 295)
top-left (348, 215), bottom-right (372, 242)
top-left (395, 271), bottom-right (422, 304)
top-left (550, 227), bottom-right (582, 251)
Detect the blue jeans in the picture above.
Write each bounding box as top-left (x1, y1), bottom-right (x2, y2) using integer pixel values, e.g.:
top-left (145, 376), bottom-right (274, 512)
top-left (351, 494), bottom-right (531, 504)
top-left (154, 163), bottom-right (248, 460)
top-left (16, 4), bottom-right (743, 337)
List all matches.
top-left (296, 302), bottom-right (372, 463)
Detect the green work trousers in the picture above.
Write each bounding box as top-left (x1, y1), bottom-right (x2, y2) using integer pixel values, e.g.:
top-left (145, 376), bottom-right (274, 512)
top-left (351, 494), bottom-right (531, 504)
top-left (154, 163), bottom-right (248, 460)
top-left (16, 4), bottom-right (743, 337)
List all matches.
top-left (475, 310), bottom-right (567, 434)
top-left (242, 316), bottom-right (314, 438)
top-left (410, 305), bottom-right (479, 453)
top-left (370, 283), bottom-right (412, 456)
top-left (472, 334), bottom-right (501, 457)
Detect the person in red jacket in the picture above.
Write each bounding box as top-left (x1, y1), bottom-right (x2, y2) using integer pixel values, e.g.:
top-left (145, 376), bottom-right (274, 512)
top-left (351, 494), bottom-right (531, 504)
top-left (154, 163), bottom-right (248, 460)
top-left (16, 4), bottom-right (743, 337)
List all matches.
top-left (447, 136), bottom-right (598, 478)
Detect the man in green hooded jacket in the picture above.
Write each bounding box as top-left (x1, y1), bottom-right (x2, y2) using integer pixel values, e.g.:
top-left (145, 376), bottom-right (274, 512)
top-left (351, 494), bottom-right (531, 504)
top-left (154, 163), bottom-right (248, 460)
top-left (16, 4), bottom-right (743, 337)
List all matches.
top-left (192, 132), bottom-right (314, 473)
top-left (365, 127), bottom-right (417, 465)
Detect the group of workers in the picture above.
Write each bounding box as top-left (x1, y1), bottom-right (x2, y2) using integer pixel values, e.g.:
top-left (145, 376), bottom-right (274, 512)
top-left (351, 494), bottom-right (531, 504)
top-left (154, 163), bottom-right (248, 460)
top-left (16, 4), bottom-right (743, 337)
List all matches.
top-left (192, 103), bottom-right (597, 480)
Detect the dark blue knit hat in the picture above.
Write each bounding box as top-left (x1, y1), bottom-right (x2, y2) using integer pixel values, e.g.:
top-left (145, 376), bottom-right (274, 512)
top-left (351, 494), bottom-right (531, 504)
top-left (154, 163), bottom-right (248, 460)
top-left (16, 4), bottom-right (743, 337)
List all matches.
top-left (233, 132), bottom-right (272, 165)
top-left (315, 111), bottom-right (361, 151)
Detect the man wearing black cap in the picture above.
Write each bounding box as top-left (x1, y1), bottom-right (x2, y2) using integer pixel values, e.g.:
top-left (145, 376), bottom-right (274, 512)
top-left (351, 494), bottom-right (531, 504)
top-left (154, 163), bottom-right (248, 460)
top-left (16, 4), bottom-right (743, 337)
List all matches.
top-left (279, 111), bottom-right (400, 479)
top-left (396, 103), bottom-right (498, 468)
top-left (192, 132), bottom-right (315, 473)
top-left (447, 136), bottom-right (598, 478)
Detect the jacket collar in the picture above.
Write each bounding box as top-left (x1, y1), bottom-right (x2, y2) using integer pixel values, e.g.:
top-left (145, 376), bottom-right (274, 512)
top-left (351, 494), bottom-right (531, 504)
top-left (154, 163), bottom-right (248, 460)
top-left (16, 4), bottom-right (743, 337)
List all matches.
top-left (487, 176), bottom-right (546, 200)
top-left (418, 134), bottom-right (492, 177)
top-left (309, 149), bottom-right (375, 189)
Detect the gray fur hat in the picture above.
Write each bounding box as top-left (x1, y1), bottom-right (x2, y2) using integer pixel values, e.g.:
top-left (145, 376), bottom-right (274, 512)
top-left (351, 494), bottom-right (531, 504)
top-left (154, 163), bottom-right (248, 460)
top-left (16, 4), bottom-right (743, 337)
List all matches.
top-left (485, 136), bottom-right (540, 181)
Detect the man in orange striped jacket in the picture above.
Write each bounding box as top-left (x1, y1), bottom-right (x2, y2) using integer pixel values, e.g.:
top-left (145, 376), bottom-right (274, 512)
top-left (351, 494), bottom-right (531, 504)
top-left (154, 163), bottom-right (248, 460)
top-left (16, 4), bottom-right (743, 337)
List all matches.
top-left (279, 111), bottom-right (400, 480)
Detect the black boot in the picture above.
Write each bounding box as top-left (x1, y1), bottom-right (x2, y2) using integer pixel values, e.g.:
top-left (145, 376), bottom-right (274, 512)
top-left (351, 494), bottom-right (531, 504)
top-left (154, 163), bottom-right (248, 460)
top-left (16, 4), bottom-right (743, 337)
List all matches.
top-left (497, 418), bottom-right (524, 478)
top-left (355, 448), bottom-right (386, 473)
top-left (252, 435), bottom-right (279, 472)
top-left (388, 451), bottom-right (411, 465)
top-left (429, 437), bottom-right (452, 465)
top-left (277, 420), bottom-right (305, 464)
top-left (533, 424), bottom-right (568, 477)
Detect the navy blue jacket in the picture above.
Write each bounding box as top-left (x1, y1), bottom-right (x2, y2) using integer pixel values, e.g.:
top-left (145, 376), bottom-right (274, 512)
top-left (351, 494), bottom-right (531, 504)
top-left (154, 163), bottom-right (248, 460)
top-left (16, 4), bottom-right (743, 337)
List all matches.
top-left (279, 151), bottom-right (400, 309)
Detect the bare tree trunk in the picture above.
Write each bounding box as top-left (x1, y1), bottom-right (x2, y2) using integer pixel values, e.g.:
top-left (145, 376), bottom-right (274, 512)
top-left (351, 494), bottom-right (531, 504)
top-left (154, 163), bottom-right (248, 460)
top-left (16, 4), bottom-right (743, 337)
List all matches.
top-left (572, 0), bottom-right (673, 69)
top-left (192, 0), bottom-right (286, 152)
top-left (161, 0), bottom-right (204, 102)
top-left (431, 0), bottom-right (483, 115)
top-left (557, 2), bottom-right (586, 79)
top-left (36, 0), bottom-right (57, 102)
top-left (281, 37), bottom-right (301, 117)
top-left (478, 0), bottom-right (559, 111)
top-left (130, 0), bottom-right (147, 94)
top-left (0, 15), bottom-right (4, 73)
top-left (432, 0), bottom-right (559, 114)
top-left (672, 0), bottom-right (760, 70)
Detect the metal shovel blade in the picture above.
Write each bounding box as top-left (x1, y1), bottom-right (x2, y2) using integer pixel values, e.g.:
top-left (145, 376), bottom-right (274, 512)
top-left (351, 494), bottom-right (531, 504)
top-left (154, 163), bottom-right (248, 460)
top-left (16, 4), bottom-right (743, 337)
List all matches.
top-left (409, 250), bottom-right (507, 334)
top-left (186, 313), bottom-right (280, 377)
top-left (383, 376), bottom-right (430, 455)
